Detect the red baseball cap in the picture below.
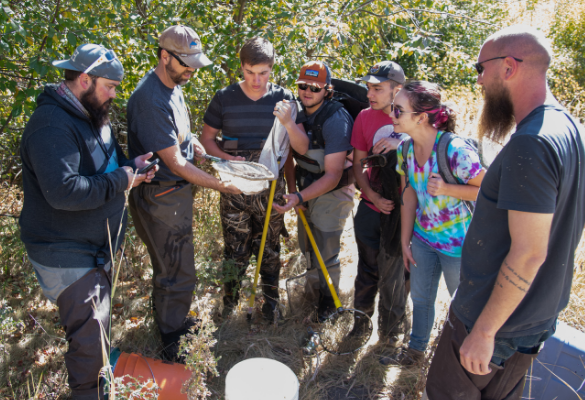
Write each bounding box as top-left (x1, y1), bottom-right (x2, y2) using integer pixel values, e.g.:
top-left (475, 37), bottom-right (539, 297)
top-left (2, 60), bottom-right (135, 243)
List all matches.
top-left (295, 61), bottom-right (331, 89)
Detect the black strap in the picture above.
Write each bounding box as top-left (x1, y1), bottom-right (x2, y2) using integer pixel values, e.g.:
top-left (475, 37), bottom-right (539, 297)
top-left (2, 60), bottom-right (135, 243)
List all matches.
top-left (302, 100), bottom-right (344, 149)
top-left (400, 138), bottom-right (413, 206)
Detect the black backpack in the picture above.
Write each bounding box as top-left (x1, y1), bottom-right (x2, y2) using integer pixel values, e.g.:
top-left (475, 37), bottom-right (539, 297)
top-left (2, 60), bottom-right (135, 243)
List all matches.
top-left (400, 132), bottom-right (481, 213)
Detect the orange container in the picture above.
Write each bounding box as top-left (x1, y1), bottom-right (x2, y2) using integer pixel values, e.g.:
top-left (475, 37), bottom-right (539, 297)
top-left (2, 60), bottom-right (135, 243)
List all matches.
top-left (113, 351), bottom-right (192, 399)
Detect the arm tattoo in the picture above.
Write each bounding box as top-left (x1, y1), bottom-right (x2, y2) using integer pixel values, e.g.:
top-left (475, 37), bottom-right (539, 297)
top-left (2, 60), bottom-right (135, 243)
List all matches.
top-left (498, 264), bottom-right (530, 293)
top-left (504, 260), bottom-right (532, 285)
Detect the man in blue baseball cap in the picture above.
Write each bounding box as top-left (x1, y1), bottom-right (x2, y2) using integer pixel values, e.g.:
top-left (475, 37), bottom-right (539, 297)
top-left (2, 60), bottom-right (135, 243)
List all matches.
top-left (19, 43), bottom-right (158, 400)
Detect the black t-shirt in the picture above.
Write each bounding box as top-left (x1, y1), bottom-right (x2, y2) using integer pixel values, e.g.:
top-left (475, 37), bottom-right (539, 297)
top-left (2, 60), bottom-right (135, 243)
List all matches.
top-left (127, 70), bottom-right (193, 182)
top-left (452, 101), bottom-right (585, 338)
top-left (203, 82), bottom-right (295, 149)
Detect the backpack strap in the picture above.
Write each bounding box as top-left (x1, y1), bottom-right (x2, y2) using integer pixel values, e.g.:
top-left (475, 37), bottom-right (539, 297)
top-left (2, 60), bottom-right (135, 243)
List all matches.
top-left (436, 131), bottom-right (476, 213)
top-left (307, 100), bottom-right (344, 149)
top-left (436, 131), bottom-right (458, 185)
top-left (400, 138), bottom-right (413, 206)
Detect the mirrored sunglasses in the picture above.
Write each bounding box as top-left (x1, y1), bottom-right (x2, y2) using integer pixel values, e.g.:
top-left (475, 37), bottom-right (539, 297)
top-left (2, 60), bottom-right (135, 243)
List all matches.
top-left (298, 84), bottom-right (323, 93)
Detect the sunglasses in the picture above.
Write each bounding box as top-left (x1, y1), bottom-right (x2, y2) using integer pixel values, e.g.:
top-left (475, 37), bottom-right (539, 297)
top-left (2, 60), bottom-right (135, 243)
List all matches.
top-left (361, 154), bottom-right (387, 169)
top-left (83, 50), bottom-right (118, 74)
top-left (474, 56), bottom-right (523, 74)
top-left (298, 84), bottom-right (323, 93)
top-left (391, 103), bottom-right (418, 119)
top-left (166, 50), bottom-right (190, 68)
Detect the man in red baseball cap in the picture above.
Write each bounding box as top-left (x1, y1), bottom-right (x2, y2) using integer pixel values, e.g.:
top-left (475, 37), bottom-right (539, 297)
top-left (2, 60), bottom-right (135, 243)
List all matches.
top-left (274, 61), bottom-right (355, 321)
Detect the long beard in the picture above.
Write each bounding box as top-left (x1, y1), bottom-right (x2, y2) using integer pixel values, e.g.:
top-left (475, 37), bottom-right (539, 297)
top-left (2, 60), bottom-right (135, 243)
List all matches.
top-left (80, 84), bottom-right (112, 129)
top-left (477, 84), bottom-right (516, 144)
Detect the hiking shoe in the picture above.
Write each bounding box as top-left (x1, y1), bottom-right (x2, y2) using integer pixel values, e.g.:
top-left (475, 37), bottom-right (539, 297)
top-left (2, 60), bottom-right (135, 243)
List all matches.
top-left (380, 346), bottom-right (424, 366)
top-left (161, 317), bottom-right (200, 363)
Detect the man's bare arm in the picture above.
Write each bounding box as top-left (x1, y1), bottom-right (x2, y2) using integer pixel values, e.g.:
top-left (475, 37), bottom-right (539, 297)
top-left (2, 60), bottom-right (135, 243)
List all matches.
top-left (459, 210), bottom-right (553, 375)
top-left (157, 144), bottom-right (240, 194)
top-left (353, 148), bottom-right (394, 214)
top-left (273, 151), bottom-right (345, 214)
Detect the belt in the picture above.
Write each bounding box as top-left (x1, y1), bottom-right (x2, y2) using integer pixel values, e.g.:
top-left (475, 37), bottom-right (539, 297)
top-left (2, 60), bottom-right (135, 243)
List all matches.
top-left (142, 180), bottom-right (188, 187)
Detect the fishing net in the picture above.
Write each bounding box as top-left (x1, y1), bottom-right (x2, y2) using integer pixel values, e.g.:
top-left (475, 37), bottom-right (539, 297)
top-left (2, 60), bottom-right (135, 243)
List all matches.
top-left (258, 101), bottom-right (297, 178)
top-left (203, 155), bottom-right (275, 195)
top-left (317, 308), bottom-right (373, 356)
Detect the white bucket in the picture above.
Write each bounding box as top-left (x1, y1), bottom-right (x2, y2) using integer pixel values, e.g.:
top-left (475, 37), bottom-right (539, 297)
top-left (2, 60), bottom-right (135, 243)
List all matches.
top-left (225, 357), bottom-right (299, 400)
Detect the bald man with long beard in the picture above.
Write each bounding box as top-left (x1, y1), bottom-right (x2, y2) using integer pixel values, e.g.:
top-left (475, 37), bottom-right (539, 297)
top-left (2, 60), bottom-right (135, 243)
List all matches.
top-left (423, 26), bottom-right (585, 400)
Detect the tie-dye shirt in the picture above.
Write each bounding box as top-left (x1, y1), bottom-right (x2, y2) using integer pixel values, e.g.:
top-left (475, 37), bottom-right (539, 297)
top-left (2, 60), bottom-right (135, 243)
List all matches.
top-left (396, 131), bottom-right (483, 257)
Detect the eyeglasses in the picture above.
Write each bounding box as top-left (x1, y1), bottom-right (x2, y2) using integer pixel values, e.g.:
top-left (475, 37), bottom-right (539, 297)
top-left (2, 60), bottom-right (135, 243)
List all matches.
top-left (474, 56), bottom-right (523, 74)
top-left (391, 103), bottom-right (418, 119)
top-left (83, 50), bottom-right (117, 74)
top-left (165, 50), bottom-right (190, 68)
top-left (298, 84), bottom-right (323, 93)
top-left (361, 154), bottom-right (387, 169)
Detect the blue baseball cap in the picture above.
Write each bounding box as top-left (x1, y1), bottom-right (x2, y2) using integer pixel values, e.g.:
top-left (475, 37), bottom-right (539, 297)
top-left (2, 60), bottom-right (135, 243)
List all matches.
top-left (52, 44), bottom-right (124, 82)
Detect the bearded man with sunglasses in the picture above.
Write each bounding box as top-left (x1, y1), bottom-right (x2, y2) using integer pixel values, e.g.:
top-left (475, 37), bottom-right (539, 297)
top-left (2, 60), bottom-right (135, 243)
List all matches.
top-left (349, 61), bottom-right (411, 346)
top-left (423, 26), bottom-right (585, 400)
top-left (127, 25), bottom-right (241, 362)
top-left (273, 61), bottom-right (354, 321)
top-left (20, 44), bottom-right (157, 400)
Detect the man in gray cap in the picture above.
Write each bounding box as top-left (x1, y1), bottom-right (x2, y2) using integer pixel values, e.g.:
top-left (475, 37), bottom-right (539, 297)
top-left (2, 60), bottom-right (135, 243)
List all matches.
top-left (349, 61), bottom-right (411, 349)
top-left (19, 43), bottom-right (157, 400)
top-left (127, 25), bottom-right (240, 362)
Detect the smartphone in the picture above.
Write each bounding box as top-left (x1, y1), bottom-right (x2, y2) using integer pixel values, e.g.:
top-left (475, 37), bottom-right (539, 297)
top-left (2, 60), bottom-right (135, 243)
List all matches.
top-left (137, 158), bottom-right (159, 174)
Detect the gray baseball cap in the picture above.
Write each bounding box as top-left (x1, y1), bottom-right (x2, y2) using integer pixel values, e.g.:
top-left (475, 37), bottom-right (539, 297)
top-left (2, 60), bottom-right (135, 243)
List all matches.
top-left (52, 44), bottom-right (124, 82)
top-left (357, 61), bottom-right (405, 85)
top-left (159, 25), bottom-right (212, 69)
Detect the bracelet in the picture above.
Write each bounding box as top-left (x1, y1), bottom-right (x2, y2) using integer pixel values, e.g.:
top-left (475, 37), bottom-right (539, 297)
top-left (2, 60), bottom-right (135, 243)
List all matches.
top-left (293, 191), bottom-right (304, 204)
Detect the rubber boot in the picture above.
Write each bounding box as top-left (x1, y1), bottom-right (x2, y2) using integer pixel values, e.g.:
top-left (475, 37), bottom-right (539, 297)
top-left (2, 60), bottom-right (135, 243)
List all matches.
top-left (261, 280), bottom-right (282, 322)
top-left (349, 312), bottom-right (372, 337)
top-left (161, 317), bottom-right (200, 363)
top-left (222, 281), bottom-right (240, 318)
top-left (317, 291), bottom-right (337, 323)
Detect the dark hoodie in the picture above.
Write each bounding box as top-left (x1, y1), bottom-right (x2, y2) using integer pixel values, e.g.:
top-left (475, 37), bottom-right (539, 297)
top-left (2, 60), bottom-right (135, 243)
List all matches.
top-left (19, 84), bottom-right (135, 268)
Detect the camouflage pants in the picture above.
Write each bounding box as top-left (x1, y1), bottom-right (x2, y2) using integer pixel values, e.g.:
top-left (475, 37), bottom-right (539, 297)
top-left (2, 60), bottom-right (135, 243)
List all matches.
top-left (220, 150), bottom-right (286, 303)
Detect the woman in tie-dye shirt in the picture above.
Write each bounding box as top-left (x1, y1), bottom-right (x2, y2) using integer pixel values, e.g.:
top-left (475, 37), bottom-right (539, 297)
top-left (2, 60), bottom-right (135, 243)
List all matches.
top-left (385, 81), bottom-right (485, 366)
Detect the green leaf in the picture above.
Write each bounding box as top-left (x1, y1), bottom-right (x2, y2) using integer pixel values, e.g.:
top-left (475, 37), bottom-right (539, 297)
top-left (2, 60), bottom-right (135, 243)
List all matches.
top-left (67, 32), bottom-right (77, 47)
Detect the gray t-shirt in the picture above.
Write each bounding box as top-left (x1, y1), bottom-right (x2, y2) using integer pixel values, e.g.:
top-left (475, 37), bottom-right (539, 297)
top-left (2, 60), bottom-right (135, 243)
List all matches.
top-left (452, 101), bottom-right (585, 338)
top-left (304, 100), bottom-right (353, 156)
top-left (127, 69), bottom-right (193, 182)
top-left (203, 82), bottom-right (296, 150)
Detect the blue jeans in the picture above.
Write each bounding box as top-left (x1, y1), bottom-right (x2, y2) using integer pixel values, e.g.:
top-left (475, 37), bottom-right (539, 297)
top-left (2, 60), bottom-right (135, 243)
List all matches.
top-left (409, 235), bottom-right (461, 352)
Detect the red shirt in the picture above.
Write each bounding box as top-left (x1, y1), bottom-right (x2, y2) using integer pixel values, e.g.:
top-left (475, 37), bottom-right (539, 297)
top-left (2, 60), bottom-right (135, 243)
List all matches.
top-left (351, 108), bottom-right (406, 213)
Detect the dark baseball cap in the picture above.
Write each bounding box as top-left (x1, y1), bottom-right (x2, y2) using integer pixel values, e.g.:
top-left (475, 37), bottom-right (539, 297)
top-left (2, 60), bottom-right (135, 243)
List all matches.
top-left (52, 44), bottom-right (124, 81)
top-left (357, 61), bottom-right (405, 85)
top-left (159, 25), bottom-right (212, 69)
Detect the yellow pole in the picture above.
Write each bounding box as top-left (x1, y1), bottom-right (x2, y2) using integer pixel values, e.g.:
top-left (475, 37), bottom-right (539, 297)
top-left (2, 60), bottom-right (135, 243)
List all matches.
top-left (247, 162), bottom-right (280, 318)
top-left (297, 209), bottom-right (343, 310)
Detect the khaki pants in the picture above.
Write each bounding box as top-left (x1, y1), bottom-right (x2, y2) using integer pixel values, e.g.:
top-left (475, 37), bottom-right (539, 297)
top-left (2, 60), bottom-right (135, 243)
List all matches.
top-left (299, 185), bottom-right (355, 303)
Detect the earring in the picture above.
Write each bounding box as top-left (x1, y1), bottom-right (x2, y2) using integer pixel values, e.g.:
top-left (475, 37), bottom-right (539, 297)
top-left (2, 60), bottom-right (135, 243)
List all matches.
top-left (417, 121), bottom-right (420, 125)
